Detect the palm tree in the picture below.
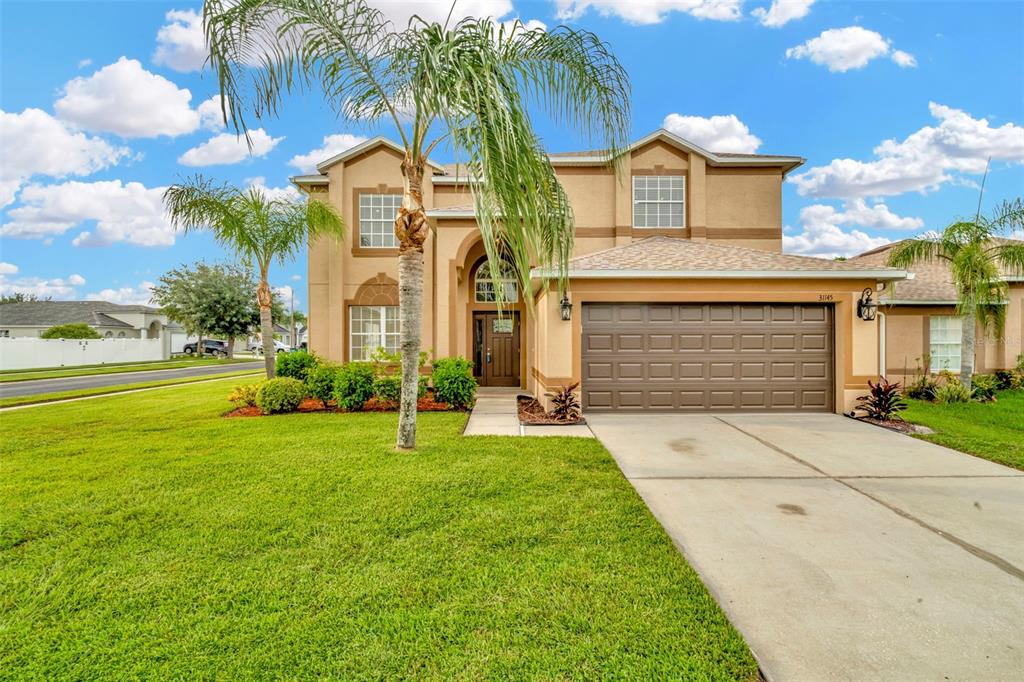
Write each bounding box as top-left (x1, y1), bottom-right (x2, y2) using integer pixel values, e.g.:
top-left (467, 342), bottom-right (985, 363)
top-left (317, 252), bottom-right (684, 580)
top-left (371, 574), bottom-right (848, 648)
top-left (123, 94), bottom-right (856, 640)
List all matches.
top-left (164, 177), bottom-right (345, 378)
top-left (203, 0), bottom-right (630, 449)
top-left (887, 196), bottom-right (1024, 391)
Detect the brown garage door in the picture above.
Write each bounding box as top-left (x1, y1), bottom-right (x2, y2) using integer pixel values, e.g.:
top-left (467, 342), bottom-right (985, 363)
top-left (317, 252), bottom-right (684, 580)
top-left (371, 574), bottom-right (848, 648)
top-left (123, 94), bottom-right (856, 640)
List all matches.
top-left (582, 303), bottom-right (833, 412)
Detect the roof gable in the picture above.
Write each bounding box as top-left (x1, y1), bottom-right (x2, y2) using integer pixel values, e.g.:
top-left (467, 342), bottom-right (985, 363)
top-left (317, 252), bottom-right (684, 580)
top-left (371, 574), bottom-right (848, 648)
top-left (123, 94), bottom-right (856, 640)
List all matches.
top-left (314, 136), bottom-right (446, 174)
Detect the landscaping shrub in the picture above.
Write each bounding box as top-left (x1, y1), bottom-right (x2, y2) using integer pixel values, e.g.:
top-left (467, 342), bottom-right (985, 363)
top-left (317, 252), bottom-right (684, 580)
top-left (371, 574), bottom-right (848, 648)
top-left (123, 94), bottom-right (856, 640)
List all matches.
top-left (334, 362), bottom-right (376, 410)
top-left (933, 380), bottom-right (971, 404)
top-left (432, 357), bottom-right (477, 409)
top-left (546, 382), bottom-right (582, 422)
top-left (971, 374), bottom-right (999, 402)
top-left (855, 377), bottom-right (907, 420)
top-left (994, 369), bottom-right (1016, 390)
top-left (275, 350), bottom-right (319, 382)
top-left (305, 364), bottom-right (339, 408)
top-left (228, 382), bottom-right (262, 408)
top-left (256, 377), bottom-right (305, 414)
top-left (40, 323), bottom-right (101, 339)
top-left (373, 374), bottom-right (428, 405)
top-left (905, 374), bottom-right (938, 401)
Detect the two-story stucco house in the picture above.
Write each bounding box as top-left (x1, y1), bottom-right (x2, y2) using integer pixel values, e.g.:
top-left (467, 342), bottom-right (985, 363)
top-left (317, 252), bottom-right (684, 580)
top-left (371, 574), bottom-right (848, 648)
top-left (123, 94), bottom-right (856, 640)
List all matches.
top-left (293, 129), bottom-right (909, 414)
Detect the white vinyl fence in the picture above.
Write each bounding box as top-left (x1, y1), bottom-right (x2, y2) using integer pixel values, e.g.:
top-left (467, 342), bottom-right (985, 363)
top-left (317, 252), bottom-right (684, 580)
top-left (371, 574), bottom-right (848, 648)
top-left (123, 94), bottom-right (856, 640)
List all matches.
top-left (0, 338), bottom-right (167, 370)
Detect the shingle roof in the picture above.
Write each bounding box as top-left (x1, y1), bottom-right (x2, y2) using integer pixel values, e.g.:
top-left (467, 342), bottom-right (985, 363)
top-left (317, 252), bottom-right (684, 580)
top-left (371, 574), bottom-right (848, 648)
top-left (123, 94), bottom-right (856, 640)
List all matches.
top-left (0, 301), bottom-right (159, 327)
top-left (849, 239), bottom-right (1024, 303)
top-left (544, 236), bottom-right (907, 279)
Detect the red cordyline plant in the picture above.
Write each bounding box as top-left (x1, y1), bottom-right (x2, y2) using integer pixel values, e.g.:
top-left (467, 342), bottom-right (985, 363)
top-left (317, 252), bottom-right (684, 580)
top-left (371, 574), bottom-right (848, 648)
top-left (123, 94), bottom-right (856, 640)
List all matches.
top-left (856, 377), bottom-right (908, 421)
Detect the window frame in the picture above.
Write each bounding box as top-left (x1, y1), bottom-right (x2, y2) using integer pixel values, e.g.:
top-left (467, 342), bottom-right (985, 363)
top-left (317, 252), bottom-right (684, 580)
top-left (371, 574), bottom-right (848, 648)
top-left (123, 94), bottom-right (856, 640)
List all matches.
top-left (348, 305), bottom-right (399, 361)
top-left (474, 260), bottom-right (519, 303)
top-left (632, 175), bottom-right (686, 229)
top-left (357, 193), bottom-right (402, 249)
top-left (929, 315), bottom-right (962, 373)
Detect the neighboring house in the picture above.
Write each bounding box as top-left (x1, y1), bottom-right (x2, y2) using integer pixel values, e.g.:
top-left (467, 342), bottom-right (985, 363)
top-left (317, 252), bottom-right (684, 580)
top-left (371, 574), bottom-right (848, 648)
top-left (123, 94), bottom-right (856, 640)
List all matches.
top-left (0, 301), bottom-right (178, 340)
top-left (849, 240), bottom-right (1024, 382)
top-left (294, 129), bottom-right (908, 414)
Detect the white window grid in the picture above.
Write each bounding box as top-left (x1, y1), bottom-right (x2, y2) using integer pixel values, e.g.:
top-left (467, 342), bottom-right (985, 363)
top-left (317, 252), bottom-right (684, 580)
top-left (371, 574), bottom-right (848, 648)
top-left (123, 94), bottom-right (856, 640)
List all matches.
top-left (474, 260), bottom-right (519, 303)
top-left (358, 194), bottom-right (401, 248)
top-left (349, 305), bottom-right (399, 361)
top-left (929, 315), bottom-right (962, 373)
top-left (633, 175), bottom-right (685, 228)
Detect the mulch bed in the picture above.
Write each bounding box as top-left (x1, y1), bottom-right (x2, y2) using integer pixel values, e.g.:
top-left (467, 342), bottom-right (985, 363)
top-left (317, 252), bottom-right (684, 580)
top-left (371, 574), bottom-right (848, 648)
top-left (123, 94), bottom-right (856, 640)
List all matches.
top-left (856, 416), bottom-right (934, 435)
top-left (517, 395), bottom-right (586, 426)
top-left (225, 394), bottom-right (454, 418)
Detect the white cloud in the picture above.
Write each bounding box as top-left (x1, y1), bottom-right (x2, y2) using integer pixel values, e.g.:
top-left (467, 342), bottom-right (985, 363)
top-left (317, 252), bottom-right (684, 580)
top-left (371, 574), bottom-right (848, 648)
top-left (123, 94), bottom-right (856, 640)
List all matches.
top-left (290, 274), bottom-right (302, 281)
top-left (790, 102), bottom-right (1024, 199)
top-left (153, 9), bottom-right (207, 72)
top-left (371, 0), bottom-right (511, 27)
top-left (55, 57), bottom-right (201, 138)
top-left (274, 285), bottom-right (301, 310)
top-left (78, 58), bottom-right (93, 69)
top-left (785, 26), bottom-right (915, 72)
top-left (86, 281), bottom-right (156, 306)
top-left (288, 133), bottom-right (369, 173)
top-left (661, 112), bottom-right (762, 153)
top-left (891, 49), bottom-right (917, 68)
top-left (245, 177), bottom-right (300, 202)
top-left (783, 201), bottom-right (908, 258)
top-left (197, 95), bottom-right (227, 131)
top-left (0, 267), bottom-right (85, 300)
top-left (555, 0), bottom-right (742, 25)
top-left (1, 180), bottom-right (174, 247)
top-left (752, 0), bottom-right (815, 27)
top-left (178, 128), bottom-right (283, 167)
top-left (0, 108), bottom-right (132, 209)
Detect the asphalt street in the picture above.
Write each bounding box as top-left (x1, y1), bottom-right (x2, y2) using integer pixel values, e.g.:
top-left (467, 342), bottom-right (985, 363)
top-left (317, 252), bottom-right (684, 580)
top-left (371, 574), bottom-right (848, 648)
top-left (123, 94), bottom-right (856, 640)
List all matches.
top-left (0, 362), bottom-right (264, 398)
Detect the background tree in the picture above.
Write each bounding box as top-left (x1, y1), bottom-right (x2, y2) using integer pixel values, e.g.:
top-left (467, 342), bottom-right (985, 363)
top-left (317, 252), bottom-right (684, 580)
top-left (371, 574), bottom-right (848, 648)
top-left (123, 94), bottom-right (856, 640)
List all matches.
top-left (888, 196), bottom-right (1024, 391)
top-left (1, 293), bottom-right (53, 304)
top-left (163, 177), bottom-right (344, 377)
top-left (40, 323), bottom-right (101, 339)
top-left (204, 0), bottom-right (631, 448)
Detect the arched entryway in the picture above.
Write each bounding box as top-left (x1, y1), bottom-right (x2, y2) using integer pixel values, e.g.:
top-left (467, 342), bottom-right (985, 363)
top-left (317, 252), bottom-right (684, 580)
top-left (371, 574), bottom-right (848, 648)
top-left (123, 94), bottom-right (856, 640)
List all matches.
top-left (466, 254), bottom-right (523, 387)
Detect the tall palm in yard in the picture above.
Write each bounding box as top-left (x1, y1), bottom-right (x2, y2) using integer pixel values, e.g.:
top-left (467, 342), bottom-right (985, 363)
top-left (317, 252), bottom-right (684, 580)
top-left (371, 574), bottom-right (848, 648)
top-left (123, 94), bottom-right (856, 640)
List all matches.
top-left (203, 0), bottom-right (630, 449)
top-left (164, 177), bottom-right (345, 378)
top-left (887, 195), bottom-right (1024, 391)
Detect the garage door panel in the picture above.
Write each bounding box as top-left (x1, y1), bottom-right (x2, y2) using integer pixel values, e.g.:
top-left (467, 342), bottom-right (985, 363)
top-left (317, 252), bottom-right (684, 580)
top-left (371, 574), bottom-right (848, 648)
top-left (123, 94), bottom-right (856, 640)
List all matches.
top-left (582, 303), bottom-right (833, 412)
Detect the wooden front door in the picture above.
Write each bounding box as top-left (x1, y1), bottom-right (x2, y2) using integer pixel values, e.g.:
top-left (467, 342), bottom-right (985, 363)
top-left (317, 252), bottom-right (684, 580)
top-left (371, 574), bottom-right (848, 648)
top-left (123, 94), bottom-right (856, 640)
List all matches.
top-left (473, 312), bottom-right (520, 387)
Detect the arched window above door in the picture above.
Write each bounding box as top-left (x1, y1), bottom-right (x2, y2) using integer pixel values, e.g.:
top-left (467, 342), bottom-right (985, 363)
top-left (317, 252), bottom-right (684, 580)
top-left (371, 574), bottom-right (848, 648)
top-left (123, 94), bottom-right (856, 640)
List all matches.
top-left (474, 260), bottom-right (519, 303)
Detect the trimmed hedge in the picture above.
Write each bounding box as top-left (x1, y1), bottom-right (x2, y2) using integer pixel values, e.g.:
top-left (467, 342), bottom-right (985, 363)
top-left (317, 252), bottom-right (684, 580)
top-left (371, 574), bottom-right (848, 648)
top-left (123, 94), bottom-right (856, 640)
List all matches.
top-left (256, 377), bottom-right (306, 414)
top-left (276, 351), bottom-right (319, 382)
top-left (334, 362), bottom-right (375, 411)
top-left (305, 364), bottom-right (338, 408)
top-left (432, 357), bottom-right (477, 409)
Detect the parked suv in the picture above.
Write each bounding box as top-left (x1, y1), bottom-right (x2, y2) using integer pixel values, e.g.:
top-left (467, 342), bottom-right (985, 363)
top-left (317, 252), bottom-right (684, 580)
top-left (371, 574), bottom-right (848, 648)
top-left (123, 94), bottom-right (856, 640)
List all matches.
top-left (183, 339), bottom-right (229, 358)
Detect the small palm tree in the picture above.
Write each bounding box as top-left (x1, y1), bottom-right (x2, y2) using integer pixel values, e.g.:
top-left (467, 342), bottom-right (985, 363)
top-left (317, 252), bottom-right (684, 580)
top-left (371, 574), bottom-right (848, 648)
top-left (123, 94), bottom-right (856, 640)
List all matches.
top-left (887, 195), bottom-right (1024, 391)
top-left (164, 176), bottom-right (345, 378)
top-left (203, 0), bottom-right (630, 448)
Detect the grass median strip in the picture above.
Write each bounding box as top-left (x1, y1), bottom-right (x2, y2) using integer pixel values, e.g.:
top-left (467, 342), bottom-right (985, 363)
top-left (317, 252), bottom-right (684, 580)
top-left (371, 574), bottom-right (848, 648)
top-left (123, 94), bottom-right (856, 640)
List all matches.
top-left (1, 381), bottom-right (757, 679)
top-left (0, 357), bottom-right (256, 383)
top-left (0, 370), bottom-right (262, 408)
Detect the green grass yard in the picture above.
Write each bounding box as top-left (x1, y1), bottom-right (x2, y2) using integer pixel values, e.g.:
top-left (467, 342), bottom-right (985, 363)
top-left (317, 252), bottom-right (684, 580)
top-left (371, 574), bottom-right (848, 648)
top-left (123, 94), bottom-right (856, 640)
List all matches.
top-left (0, 380), bottom-right (756, 679)
top-left (903, 390), bottom-right (1024, 471)
top-left (0, 356), bottom-right (254, 383)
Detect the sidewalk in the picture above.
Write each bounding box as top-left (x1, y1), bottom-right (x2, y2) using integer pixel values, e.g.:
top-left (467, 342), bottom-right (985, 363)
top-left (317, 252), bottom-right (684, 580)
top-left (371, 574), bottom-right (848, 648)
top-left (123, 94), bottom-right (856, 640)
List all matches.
top-left (464, 388), bottom-right (593, 437)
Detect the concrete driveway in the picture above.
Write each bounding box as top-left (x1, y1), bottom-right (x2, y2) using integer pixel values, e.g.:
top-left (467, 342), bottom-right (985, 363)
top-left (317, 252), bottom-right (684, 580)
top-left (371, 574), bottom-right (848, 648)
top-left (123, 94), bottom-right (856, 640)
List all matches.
top-left (588, 413), bottom-right (1024, 682)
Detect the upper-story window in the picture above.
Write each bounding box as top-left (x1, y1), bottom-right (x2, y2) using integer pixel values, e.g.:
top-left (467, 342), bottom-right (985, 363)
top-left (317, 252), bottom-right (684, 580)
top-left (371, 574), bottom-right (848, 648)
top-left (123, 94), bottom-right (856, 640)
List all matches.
top-left (359, 194), bottom-right (401, 248)
top-left (475, 260), bottom-right (519, 303)
top-left (633, 176), bottom-right (685, 228)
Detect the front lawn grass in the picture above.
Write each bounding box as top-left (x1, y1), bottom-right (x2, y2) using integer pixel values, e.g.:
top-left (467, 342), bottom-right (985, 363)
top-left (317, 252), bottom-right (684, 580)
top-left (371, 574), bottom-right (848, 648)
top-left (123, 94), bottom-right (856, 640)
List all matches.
top-left (0, 356), bottom-right (255, 383)
top-left (0, 369), bottom-right (262, 408)
top-left (0, 381), bottom-right (756, 679)
top-left (903, 389), bottom-right (1024, 471)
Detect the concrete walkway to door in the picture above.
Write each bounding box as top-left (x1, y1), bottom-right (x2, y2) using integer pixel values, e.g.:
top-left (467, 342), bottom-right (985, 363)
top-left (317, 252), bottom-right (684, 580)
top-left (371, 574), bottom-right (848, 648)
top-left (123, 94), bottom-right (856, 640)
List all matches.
top-left (463, 388), bottom-right (594, 437)
top-left (588, 412), bottom-right (1024, 682)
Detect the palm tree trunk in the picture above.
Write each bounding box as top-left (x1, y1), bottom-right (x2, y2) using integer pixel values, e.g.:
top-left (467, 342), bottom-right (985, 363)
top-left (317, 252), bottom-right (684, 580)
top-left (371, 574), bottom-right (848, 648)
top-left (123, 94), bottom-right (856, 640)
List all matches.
top-left (395, 158), bottom-right (429, 450)
top-left (961, 309), bottom-right (975, 392)
top-left (257, 277), bottom-right (275, 379)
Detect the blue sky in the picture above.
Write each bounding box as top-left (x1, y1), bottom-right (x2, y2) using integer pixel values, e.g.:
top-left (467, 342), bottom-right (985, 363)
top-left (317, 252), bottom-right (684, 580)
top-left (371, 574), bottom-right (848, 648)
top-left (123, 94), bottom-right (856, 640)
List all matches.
top-left (2, 0), bottom-right (1022, 309)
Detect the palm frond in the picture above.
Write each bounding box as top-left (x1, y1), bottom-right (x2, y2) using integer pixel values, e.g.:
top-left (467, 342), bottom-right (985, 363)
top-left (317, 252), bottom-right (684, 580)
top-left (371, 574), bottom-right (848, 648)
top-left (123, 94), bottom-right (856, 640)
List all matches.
top-left (885, 237), bottom-right (947, 269)
top-left (994, 241), bottom-right (1024, 275)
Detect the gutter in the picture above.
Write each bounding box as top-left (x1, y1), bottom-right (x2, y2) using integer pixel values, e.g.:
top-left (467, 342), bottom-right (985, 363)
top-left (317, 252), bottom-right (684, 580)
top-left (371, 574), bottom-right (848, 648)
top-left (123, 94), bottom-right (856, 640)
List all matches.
top-left (530, 268), bottom-right (909, 281)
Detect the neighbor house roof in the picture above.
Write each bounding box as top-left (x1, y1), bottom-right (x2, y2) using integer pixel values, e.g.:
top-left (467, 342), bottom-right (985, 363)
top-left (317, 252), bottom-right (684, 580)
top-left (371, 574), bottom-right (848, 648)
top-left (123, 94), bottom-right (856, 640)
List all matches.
top-left (531, 236), bottom-right (908, 280)
top-left (849, 239), bottom-right (1024, 304)
top-left (0, 301), bottom-right (160, 328)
